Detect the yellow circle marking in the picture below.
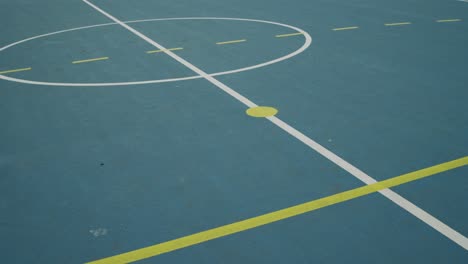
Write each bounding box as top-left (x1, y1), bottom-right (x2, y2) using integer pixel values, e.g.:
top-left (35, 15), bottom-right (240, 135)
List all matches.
top-left (246, 106), bottom-right (278, 117)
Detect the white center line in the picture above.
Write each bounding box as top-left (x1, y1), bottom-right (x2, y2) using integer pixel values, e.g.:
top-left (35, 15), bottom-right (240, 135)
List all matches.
top-left (82, 0), bottom-right (468, 250)
top-left (83, 0), bottom-right (256, 108)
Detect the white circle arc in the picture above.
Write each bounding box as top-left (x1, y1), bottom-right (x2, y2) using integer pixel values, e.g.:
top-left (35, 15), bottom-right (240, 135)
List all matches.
top-left (0, 17), bottom-right (312, 87)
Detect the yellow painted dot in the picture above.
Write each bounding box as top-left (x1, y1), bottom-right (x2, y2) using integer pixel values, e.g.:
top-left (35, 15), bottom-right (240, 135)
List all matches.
top-left (246, 106), bottom-right (278, 117)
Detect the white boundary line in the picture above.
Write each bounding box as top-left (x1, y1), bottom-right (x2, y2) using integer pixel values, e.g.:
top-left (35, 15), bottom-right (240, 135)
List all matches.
top-left (82, 0), bottom-right (468, 250)
top-left (0, 17), bottom-right (311, 87)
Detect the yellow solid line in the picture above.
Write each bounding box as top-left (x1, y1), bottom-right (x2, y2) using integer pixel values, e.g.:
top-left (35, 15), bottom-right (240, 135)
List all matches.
top-left (87, 156), bottom-right (468, 264)
top-left (216, 39), bottom-right (247, 45)
top-left (332, 26), bottom-right (359, 31)
top-left (72, 57), bottom-right (109, 64)
top-left (385, 22), bottom-right (412, 26)
top-left (147, 47), bottom-right (184, 54)
top-left (436, 19), bottom-right (462, 23)
top-left (275, 32), bottom-right (304, 38)
top-left (0, 67), bottom-right (32, 75)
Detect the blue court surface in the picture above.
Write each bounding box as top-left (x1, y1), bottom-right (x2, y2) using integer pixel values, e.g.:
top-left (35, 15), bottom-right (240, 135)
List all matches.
top-left (1, 0), bottom-right (467, 263)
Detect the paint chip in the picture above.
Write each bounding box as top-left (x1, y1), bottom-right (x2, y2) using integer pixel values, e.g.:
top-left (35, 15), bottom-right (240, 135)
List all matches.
top-left (90, 228), bottom-right (108, 237)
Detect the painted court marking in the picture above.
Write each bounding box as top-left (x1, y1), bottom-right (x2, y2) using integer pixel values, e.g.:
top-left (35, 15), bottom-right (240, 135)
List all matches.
top-left (72, 57), bottom-right (109, 64)
top-left (216, 39), bottom-right (247, 45)
top-left (246, 106), bottom-right (278, 117)
top-left (0, 17), bottom-right (311, 86)
top-left (147, 47), bottom-right (184, 54)
top-left (436, 19), bottom-right (462, 23)
top-left (333, 26), bottom-right (359, 31)
top-left (275, 32), bottom-right (304, 38)
top-left (0, 67), bottom-right (31, 74)
top-left (385, 22), bottom-right (412, 26)
top-left (87, 156), bottom-right (468, 263)
top-left (266, 116), bottom-right (468, 250)
top-left (82, 0), bottom-right (468, 253)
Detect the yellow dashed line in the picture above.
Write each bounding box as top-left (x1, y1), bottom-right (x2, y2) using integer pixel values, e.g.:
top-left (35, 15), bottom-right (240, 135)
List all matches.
top-left (72, 57), bottom-right (109, 64)
top-left (86, 156), bottom-right (468, 264)
top-left (385, 22), bottom-right (412, 26)
top-left (2, 17), bottom-right (463, 78)
top-left (436, 19), bottom-right (462, 23)
top-left (0, 67), bottom-right (32, 75)
top-left (275, 32), bottom-right (304, 38)
top-left (216, 39), bottom-right (247, 45)
top-left (147, 47), bottom-right (184, 54)
top-left (333, 26), bottom-right (359, 31)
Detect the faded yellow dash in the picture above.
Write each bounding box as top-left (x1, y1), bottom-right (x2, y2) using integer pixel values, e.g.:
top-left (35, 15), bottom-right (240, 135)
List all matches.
top-left (72, 57), bottom-right (109, 64)
top-left (275, 32), bottom-right (304, 38)
top-left (385, 22), bottom-right (412, 26)
top-left (216, 39), bottom-right (247, 45)
top-left (86, 156), bottom-right (468, 264)
top-left (147, 47), bottom-right (184, 54)
top-left (332, 26), bottom-right (359, 31)
top-left (0, 67), bottom-right (32, 75)
top-left (436, 19), bottom-right (462, 23)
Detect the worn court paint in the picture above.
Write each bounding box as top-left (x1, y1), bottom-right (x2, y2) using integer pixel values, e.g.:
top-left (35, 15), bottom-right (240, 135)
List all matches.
top-left (87, 157), bottom-right (468, 263)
